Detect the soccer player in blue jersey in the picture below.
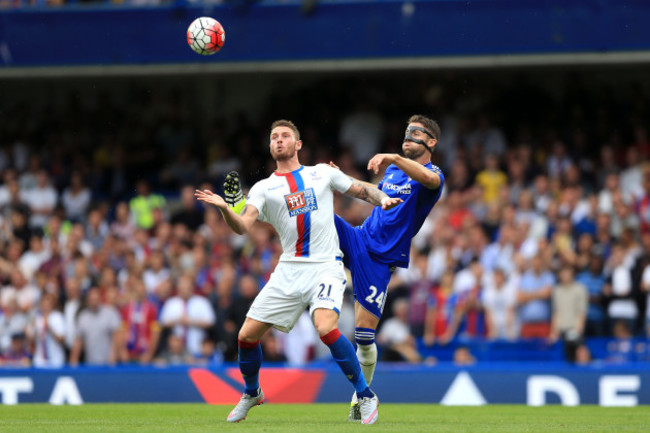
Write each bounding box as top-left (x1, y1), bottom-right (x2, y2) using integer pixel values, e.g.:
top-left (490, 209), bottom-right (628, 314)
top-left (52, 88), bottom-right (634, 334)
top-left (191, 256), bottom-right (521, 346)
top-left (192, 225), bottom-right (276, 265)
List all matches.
top-left (334, 114), bottom-right (445, 421)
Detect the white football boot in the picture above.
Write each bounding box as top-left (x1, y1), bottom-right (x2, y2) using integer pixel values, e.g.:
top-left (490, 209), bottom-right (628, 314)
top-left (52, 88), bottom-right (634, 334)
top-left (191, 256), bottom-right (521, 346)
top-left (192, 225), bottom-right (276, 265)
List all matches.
top-left (348, 392), bottom-right (361, 422)
top-left (358, 391), bottom-right (379, 425)
top-left (227, 388), bottom-right (265, 423)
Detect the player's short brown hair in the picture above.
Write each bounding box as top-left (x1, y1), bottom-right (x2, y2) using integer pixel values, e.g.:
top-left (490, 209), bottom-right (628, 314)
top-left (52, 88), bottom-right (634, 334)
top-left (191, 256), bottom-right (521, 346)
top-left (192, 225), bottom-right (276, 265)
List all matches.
top-left (271, 119), bottom-right (301, 141)
top-left (408, 115), bottom-right (441, 140)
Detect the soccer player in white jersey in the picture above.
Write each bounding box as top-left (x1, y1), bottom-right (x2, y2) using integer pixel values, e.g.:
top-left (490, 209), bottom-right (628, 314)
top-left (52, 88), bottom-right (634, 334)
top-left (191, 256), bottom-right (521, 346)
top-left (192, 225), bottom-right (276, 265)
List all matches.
top-left (195, 119), bottom-right (402, 425)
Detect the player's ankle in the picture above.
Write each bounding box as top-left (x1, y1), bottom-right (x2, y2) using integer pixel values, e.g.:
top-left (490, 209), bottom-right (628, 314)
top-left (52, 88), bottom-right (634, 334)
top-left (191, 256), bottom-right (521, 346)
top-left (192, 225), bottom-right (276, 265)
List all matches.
top-left (356, 387), bottom-right (374, 400)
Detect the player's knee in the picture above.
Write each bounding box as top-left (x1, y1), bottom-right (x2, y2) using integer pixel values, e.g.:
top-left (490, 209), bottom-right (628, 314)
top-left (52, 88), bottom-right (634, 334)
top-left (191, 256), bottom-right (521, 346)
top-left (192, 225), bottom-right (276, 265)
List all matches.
top-left (313, 308), bottom-right (339, 336)
top-left (316, 324), bottom-right (337, 337)
top-left (356, 314), bottom-right (379, 331)
top-left (313, 315), bottom-right (338, 337)
top-left (238, 328), bottom-right (258, 343)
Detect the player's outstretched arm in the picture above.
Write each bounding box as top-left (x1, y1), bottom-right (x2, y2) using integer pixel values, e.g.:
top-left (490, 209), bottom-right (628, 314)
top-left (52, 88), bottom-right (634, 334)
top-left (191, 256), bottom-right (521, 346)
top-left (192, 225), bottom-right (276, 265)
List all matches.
top-left (344, 181), bottom-right (402, 210)
top-left (194, 189), bottom-right (259, 235)
top-left (329, 161), bottom-right (377, 189)
top-left (368, 153), bottom-right (441, 190)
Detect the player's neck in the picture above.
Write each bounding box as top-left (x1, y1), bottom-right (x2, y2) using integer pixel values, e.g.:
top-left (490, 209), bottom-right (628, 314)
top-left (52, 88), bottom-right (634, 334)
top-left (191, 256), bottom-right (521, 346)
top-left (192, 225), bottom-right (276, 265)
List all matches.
top-left (410, 152), bottom-right (431, 166)
top-left (275, 158), bottom-right (302, 174)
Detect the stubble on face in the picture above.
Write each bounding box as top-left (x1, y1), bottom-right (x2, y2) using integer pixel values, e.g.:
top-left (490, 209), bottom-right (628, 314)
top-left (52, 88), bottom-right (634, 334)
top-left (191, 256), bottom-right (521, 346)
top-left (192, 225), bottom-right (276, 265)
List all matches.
top-left (402, 141), bottom-right (427, 160)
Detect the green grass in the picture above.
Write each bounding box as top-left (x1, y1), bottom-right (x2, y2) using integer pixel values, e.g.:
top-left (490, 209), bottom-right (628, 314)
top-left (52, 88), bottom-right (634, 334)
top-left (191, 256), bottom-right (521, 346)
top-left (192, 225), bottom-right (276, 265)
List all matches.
top-left (0, 404), bottom-right (648, 433)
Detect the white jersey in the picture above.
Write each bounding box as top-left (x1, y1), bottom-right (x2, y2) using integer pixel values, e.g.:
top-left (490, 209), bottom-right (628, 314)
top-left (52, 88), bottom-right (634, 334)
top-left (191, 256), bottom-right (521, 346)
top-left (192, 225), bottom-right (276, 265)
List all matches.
top-left (247, 164), bottom-right (353, 263)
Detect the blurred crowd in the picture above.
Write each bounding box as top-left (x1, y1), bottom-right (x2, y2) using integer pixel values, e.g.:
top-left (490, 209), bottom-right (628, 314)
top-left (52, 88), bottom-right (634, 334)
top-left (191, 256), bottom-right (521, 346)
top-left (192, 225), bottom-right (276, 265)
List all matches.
top-left (1, 70), bottom-right (650, 367)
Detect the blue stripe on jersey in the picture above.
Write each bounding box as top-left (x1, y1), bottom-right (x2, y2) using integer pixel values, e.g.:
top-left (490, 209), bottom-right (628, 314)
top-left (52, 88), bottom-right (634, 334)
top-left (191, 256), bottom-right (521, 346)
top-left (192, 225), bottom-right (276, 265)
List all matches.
top-left (292, 168), bottom-right (311, 257)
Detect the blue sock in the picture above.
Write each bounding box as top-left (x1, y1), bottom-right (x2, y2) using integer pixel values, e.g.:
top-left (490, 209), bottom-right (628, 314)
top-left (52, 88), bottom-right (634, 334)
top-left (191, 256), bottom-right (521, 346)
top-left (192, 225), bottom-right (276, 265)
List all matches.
top-left (321, 329), bottom-right (369, 395)
top-left (238, 339), bottom-right (262, 396)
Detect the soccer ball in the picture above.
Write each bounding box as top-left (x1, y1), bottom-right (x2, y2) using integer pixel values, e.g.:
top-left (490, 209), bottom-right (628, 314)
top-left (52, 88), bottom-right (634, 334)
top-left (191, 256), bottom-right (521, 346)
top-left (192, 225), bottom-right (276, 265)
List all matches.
top-left (187, 17), bottom-right (225, 55)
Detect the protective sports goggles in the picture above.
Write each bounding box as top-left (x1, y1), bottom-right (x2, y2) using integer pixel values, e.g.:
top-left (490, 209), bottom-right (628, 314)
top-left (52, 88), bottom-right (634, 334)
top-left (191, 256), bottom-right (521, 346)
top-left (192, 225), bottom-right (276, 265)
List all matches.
top-left (404, 126), bottom-right (436, 155)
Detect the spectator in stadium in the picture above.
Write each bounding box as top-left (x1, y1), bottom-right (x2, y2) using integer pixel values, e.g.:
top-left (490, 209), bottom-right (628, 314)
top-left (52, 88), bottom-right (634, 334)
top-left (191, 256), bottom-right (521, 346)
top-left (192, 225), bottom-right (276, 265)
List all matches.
top-left (110, 201), bottom-right (135, 241)
top-left (0, 297), bottom-right (28, 354)
top-left (606, 320), bottom-right (635, 363)
top-left (120, 277), bottom-right (160, 364)
top-left (29, 293), bottom-right (66, 368)
top-left (475, 153), bottom-right (507, 205)
top-left (7, 208), bottom-right (31, 253)
top-left (260, 332), bottom-right (287, 362)
top-left (574, 344), bottom-right (592, 365)
top-left (3, 268), bottom-right (40, 314)
top-left (620, 147), bottom-right (645, 201)
top-left (21, 169), bottom-right (58, 229)
top-left (171, 185), bottom-right (204, 232)
top-left (576, 255), bottom-right (607, 336)
top-left (62, 278), bottom-right (83, 353)
top-left (18, 230), bottom-right (50, 282)
top-left (443, 258), bottom-right (486, 341)
top-left (196, 338), bottom-right (223, 365)
top-left (603, 244), bottom-right (638, 334)
top-left (159, 274), bottom-right (215, 357)
top-left (129, 179), bottom-right (166, 231)
top-left (516, 255), bottom-right (555, 338)
top-left (142, 250), bottom-right (171, 297)
top-left (423, 269), bottom-right (456, 346)
top-left (377, 298), bottom-right (422, 363)
top-left (546, 141), bottom-right (572, 180)
top-left (406, 249), bottom-right (436, 338)
top-left (69, 288), bottom-right (122, 366)
top-left (483, 267), bottom-right (518, 340)
top-left (549, 265), bottom-right (588, 361)
top-left (227, 274), bottom-right (260, 334)
top-left (0, 332), bottom-right (31, 367)
top-left (154, 334), bottom-right (195, 366)
top-left (281, 310), bottom-right (318, 366)
top-left (452, 346), bottom-right (476, 366)
top-left (85, 208), bottom-right (110, 252)
top-left (61, 171), bottom-right (91, 223)
top-left (480, 223), bottom-right (516, 275)
top-left (209, 262), bottom-right (237, 361)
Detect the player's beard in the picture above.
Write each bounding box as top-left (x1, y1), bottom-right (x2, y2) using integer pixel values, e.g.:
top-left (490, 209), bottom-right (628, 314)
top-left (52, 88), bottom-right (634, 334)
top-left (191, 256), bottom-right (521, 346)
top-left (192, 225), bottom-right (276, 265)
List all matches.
top-left (403, 141), bottom-right (427, 160)
top-left (271, 142), bottom-right (297, 162)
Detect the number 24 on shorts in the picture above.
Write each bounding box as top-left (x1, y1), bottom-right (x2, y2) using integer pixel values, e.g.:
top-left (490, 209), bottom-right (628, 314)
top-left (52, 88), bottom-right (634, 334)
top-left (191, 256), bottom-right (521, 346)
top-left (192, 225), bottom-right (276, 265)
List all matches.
top-left (365, 286), bottom-right (386, 313)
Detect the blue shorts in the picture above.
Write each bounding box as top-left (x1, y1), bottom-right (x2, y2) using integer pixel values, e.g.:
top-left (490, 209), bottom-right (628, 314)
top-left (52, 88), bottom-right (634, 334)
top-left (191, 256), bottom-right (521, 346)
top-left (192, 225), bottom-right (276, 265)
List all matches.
top-left (335, 215), bottom-right (392, 319)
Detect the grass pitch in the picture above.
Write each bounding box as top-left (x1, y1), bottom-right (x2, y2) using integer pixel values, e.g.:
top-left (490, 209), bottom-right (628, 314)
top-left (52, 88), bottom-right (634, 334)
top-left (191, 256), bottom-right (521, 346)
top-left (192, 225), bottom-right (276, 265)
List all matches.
top-left (0, 404), bottom-right (648, 433)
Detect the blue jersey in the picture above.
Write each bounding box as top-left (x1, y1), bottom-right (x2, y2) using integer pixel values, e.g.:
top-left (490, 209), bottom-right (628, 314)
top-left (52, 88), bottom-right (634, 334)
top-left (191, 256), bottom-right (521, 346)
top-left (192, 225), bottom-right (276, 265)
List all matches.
top-left (360, 162), bottom-right (444, 268)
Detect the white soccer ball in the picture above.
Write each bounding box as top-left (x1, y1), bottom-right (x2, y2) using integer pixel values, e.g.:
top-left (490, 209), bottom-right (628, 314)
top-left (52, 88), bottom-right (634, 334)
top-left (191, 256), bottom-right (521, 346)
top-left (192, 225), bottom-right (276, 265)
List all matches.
top-left (186, 17), bottom-right (226, 56)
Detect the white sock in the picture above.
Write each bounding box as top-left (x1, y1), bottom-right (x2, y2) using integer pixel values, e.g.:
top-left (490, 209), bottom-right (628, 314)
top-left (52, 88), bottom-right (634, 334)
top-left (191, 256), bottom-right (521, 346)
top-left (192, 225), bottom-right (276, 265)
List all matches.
top-left (356, 343), bottom-right (377, 386)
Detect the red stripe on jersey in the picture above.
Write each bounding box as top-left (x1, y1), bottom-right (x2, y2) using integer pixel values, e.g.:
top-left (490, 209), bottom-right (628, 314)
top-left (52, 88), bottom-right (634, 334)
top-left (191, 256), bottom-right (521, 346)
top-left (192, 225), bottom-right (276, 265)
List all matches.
top-left (275, 170), bottom-right (305, 257)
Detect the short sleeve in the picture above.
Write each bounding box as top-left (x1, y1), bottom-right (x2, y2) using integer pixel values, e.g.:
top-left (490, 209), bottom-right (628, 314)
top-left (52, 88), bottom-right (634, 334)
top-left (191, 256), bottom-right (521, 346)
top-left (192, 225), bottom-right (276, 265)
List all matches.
top-left (321, 164), bottom-right (353, 193)
top-left (430, 164), bottom-right (445, 190)
top-left (246, 181), bottom-right (267, 221)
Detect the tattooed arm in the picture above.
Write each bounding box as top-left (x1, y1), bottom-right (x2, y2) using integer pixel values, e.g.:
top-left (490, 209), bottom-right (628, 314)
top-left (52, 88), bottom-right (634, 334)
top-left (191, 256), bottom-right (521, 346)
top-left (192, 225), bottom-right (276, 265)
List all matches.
top-left (344, 180), bottom-right (402, 210)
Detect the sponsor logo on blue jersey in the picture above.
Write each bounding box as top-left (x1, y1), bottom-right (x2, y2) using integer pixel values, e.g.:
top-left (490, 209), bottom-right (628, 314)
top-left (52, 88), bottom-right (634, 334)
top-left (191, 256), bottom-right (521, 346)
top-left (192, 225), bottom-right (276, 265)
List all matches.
top-left (382, 182), bottom-right (412, 194)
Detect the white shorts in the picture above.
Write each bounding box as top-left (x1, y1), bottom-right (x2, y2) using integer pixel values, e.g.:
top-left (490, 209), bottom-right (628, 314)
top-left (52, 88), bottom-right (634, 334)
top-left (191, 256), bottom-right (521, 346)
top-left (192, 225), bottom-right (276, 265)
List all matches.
top-left (246, 259), bottom-right (346, 333)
